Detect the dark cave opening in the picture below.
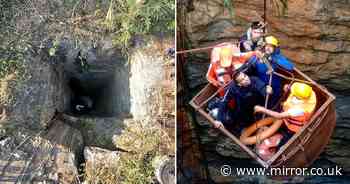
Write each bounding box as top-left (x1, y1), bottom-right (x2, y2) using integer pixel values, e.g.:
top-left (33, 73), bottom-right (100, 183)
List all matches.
top-left (64, 50), bottom-right (131, 117)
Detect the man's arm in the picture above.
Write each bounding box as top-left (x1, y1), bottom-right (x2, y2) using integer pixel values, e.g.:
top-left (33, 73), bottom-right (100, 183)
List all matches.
top-left (254, 105), bottom-right (290, 119)
top-left (206, 63), bottom-right (220, 86)
top-left (234, 51), bottom-right (258, 64)
top-left (274, 53), bottom-right (294, 71)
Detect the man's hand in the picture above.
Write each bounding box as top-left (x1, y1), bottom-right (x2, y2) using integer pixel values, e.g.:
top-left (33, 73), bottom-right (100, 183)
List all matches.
top-left (255, 50), bottom-right (264, 59)
top-left (254, 105), bottom-right (265, 114)
top-left (243, 41), bottom-right (253, 51)
top-left (211, 80), bottom-right (221, 87)
top-left (283, 84), bottom-right (291, 93)
top-left (266, 85), bottom-right (273, 95)
top-left (213, 120), bottom-right (224, 129)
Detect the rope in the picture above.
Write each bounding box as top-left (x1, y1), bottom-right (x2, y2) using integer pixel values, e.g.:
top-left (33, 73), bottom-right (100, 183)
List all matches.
top-left (273, 71), bottom-right (313, 85)
top-left (255, 56), bottom-right (274, 148)
top-left (264, 0), bottom-right (267, 33)
top-left (254, 0), bottom-right (267, 151)
top-left (263, 71), bottom-right (273, 119)
top-left (176, 42), bottom-right (237, 55)
top-left (177, 46), bottom-right (217, 54)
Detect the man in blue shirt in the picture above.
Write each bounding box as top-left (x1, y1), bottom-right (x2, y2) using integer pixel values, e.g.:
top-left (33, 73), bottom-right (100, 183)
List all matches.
top-left (245, 36), bottom-right (294, 108)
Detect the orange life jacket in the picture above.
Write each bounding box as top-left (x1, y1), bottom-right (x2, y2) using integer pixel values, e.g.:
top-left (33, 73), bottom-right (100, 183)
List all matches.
top-left (282, 91), bottom-right (317, 133)
top-left (207, 62), bottom-right (234, 85)
top-left (207, 45), bottom-right (255, 96)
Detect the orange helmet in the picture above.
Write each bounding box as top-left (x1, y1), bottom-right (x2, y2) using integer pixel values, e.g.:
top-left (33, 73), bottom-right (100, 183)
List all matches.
top-left (219, 47), bottom-right (233, 67)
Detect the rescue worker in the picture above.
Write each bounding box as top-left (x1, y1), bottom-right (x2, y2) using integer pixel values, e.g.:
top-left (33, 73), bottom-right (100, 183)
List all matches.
top-left (254, 82), bottom-right (317, 133)
top-left (239, 21), bottom-right (265, 52)
top-left (213, 72), bottom-right (273, 130)
top-left (246, 36), bottom-right (294, 107)
top-left (206, 46), bottom-right (259, 90)
top-left (206, 46), bottom-right (262, 124)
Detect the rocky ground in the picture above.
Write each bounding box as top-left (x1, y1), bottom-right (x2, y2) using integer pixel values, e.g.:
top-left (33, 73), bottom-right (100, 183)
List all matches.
top-left (0, 34), bottom-right (175, 184)
top-left (0, 0), bottom-right (175, 183)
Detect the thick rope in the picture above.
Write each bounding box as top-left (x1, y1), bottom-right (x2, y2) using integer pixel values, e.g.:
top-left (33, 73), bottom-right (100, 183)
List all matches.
top-left (263, 71), bottom-right (273, 119)
top-left (256, 56), bottom-right (274, 147)
top-left (273, 71), bottom-right (313, 85)
top-left (264, 0), bottom-right (267, 33)
top-left (177, 46), bottom-right (217, 54)
top-left (176, 42), bottom-right (238, 55)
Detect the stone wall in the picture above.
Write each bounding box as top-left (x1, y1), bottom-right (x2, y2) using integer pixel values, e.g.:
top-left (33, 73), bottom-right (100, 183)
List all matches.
top-left (129, 37), bottom-right (174, 120)
top-left (185, 0), bottom-right (350, 88)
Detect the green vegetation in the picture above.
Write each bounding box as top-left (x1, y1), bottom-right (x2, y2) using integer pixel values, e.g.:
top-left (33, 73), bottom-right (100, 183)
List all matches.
top-left (223, 0), bottom-right (234, 17)
top-left (0, 58), bottom-right (25, 79)
top-left (0, 0), bottom-right (175, 76)
top-left (0, 1), bottom-right (28, 79)
top-left (48, 40), bottom-right (60, 57)
top-left (105, 0), bottom-right (175, 48)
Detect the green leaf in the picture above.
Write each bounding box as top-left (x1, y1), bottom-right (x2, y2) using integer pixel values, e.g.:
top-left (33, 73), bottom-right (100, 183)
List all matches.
top-left (223, 0), bottom-right (234, 18)
top-left (49, 48), bottom-right (56, 56)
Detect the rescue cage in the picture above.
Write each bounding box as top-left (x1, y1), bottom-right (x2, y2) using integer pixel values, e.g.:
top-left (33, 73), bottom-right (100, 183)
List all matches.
top-left (189, 67), bottom-right (336, 169)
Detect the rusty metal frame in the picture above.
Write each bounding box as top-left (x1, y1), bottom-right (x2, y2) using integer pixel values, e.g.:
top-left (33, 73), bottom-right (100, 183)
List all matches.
top-left (189, 67), bottom-right (336, 168)
top-left (267, 68), bottom-right (336, 167)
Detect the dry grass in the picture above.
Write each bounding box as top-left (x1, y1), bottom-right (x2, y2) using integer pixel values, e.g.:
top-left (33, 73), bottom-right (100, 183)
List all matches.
top-left (83, 119), bottom-right (174, 184)
top-left (84, 162), bottom-right (121, 184)
top-left (0, 73), bottom-right (17, 106)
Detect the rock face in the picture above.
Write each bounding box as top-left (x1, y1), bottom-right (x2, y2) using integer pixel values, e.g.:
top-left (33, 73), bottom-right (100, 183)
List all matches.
top-left (43, 120), bottom-right (84, 183)
top-left (62, 114), bottom-right (126, 150)
top-left (5, 51), bottom-right (69, 130)
top-left (184, 0), bottom-right (350, 89)
top-left (0, 120), bottom-right (83, 183)
top-left (129, 37), bottom-right (174, 120)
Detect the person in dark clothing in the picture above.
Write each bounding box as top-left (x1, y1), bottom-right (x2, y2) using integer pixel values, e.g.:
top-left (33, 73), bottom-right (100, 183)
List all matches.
top-left (239, 21), bottom-right (265, 52)
top-left (213, 72), bottom-right (272, 130)
top-left (72, 96), bottom-right (93, 114)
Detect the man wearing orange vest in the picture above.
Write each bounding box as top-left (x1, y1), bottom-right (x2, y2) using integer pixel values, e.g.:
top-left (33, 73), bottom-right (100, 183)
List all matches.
top-left (206, 46), bottom-right (261, 92)
top-left (254, 82), bottom-right (317, 133)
